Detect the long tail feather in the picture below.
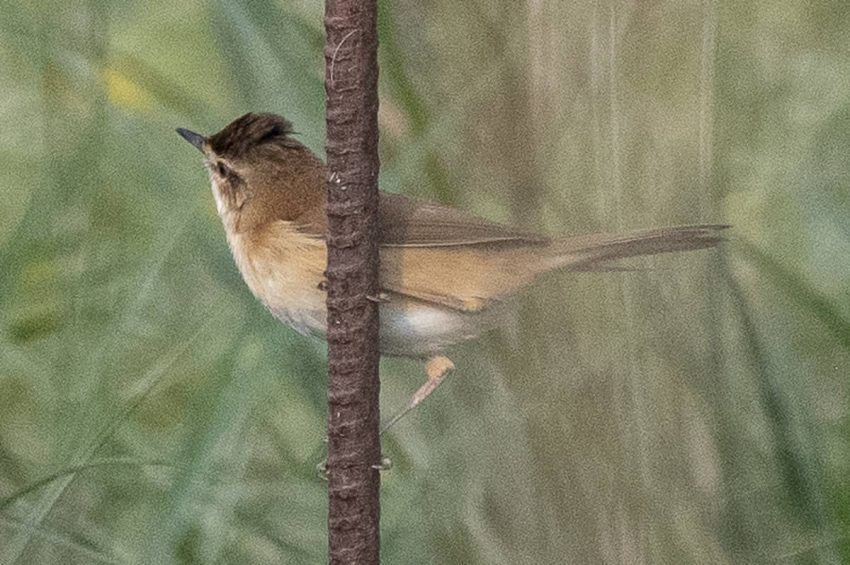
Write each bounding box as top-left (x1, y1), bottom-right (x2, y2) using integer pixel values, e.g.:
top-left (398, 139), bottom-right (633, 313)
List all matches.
top-left (547, 224), bottom-right (730, 271)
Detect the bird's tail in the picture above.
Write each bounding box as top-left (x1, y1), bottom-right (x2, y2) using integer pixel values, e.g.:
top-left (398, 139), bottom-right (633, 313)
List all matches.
top-left (544, 224), bottom-right (729, 271)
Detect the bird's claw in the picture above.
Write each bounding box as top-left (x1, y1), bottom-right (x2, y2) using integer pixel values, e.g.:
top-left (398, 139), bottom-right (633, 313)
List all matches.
top-left (372, 456), bottom-right (393, 471)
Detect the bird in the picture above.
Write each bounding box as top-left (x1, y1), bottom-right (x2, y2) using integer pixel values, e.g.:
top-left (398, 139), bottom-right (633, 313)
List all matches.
top-left (177, 112), bottom-right (728, 431)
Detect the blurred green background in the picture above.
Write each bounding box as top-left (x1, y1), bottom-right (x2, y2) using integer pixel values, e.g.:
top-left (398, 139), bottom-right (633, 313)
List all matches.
top-left (1, 1), bottom-right (849, 563)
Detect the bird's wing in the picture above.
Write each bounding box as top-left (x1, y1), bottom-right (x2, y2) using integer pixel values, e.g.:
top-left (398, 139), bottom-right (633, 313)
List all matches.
top-left (376, 192), bottom-right (546, 247)
top-left (294, 192), bottom-right (549, 312)
top-left (376, 193), bottom-right (551, 310)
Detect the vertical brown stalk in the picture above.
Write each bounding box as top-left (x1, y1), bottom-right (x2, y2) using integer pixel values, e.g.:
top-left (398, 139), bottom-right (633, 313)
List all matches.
top-left (323, 0), bottom-right (381, 563)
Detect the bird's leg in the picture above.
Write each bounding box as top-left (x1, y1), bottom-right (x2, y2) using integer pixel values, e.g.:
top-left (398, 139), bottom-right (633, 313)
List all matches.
top-left (380, 355), bottom-right (455, 435)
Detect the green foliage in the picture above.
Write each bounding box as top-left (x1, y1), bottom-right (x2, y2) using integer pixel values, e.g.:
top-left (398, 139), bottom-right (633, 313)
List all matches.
top-left (1, 1), bottom-right (849, 562)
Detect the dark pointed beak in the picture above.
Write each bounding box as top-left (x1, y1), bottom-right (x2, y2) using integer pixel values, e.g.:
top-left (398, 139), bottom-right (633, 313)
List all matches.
top-left (176, 127), bottom-right (206, 152)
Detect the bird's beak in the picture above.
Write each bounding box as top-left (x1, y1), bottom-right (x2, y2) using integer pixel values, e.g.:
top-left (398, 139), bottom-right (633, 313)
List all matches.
top-left (176, 128), bottom-right (206, 153)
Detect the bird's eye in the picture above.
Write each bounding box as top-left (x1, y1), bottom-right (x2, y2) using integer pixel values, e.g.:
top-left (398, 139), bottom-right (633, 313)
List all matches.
top-left (216, 162), bottom-right (228, 176)
top-left (259, 125), bottom-right (282, 143)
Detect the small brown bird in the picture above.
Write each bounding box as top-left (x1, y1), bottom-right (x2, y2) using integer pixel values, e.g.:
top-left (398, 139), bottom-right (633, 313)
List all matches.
top-left (178, 113), bottom-right (727, 430)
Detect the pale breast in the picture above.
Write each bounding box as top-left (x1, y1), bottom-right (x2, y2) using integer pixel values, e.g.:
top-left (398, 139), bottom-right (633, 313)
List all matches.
top-left (226, 223), bottom-right (328, 336)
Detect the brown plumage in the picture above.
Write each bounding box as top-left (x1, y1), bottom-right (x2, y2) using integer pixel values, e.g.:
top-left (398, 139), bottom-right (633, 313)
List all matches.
top-left (178, 112), bottom-right (728, 430)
